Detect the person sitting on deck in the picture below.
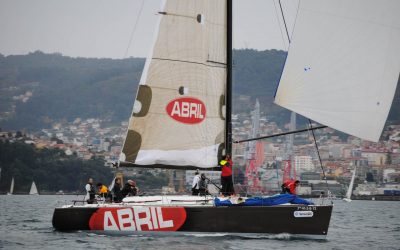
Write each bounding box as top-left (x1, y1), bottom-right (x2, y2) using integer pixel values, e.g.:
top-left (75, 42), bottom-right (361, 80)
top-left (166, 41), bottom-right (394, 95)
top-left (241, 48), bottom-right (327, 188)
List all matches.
top-left (281, 179), bottom-right (300, 195)
top-left (220, 154), bottom-right (234, 196)
top-left (85, 178), bottom-right (96, 204)
top-left (121, 180), bottom-right (138, 198)
top-left (97, 182), bottom-right (110, 201)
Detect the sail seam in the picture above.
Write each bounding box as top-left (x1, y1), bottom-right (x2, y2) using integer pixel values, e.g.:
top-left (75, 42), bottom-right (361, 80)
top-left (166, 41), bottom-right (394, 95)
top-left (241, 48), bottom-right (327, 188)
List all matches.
top-left (152, 57), bottom-right (226, 68)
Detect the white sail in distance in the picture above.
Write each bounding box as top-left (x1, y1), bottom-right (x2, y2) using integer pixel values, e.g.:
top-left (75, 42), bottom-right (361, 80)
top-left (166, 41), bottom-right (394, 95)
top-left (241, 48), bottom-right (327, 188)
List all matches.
top-left (29, 181), bottom-right (38, 195)
top-left (8, 177), bottom-right (14, 195)
top-left (275, 0), bottom-right (400, 142)
top-left (120, 0), bottom-right (227, 168)
top-left (345, 167), bottom-right (356, 200)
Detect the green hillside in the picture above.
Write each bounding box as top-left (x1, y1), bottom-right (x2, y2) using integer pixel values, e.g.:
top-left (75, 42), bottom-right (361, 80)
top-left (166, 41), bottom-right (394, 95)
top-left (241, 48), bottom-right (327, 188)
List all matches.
top-left (0, 50), bottom-right (399, 131)
top-left (0, 51), bottom-right (144, 130)
top-left (0, 139), bottom-right (113, 193)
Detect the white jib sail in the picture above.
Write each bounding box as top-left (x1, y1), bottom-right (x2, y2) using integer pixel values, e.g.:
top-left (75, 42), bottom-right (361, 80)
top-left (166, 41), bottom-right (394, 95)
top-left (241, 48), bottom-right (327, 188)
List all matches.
top-left (275, 0), bottom-right (400, 142)
top-left (120, 0), bottom-right (227, 168)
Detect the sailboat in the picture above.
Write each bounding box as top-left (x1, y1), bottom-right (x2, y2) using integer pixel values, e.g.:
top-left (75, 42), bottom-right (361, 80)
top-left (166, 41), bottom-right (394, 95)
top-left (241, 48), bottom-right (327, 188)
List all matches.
top-left (7, 177), bottom-right (14, 195)
top-left (343, 167), bottom-right (356, 202)
top-left (52, 0), bottom-right (400, 239)
top-left (29, 181), bottom-right (39, 195)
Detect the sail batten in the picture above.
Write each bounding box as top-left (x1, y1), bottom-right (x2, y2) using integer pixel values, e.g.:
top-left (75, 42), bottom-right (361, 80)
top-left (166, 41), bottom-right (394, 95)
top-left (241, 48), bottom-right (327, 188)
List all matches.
top-left (121, 0), bottom-right (227, 168)
top-left (275, 0), bottom-right (400, 142)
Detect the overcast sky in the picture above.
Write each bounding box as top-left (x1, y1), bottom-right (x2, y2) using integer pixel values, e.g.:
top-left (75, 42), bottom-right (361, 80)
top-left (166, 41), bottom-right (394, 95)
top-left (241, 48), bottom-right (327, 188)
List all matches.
top-left (0, 0), bottom-right (299, 59)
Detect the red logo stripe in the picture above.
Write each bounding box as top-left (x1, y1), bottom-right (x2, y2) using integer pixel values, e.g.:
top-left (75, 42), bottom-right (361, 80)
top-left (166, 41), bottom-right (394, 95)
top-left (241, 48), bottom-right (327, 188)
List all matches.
top-left (166, 97), bottom-right (206, 124)
top-left (89, 207), bottom-right (187, 232)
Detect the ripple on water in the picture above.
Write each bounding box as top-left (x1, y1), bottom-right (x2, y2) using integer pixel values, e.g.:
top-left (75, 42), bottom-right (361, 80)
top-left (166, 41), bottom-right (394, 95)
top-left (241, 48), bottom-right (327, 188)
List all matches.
top-left (75, 239), bottom-right (88, 244)
top-left (22, 219), bottom-right (41, 223)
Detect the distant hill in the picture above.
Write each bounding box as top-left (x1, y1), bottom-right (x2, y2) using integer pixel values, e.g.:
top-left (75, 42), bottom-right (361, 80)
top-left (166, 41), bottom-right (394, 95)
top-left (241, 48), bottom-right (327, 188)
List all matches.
top-left (0, 140), bottom-right (113, 193)
top-left (0, 51), bottom-right (144, 130)
top-left (0, 50), bottom-right (399, 131)
top-left (0, 140), bottom-right (168, 193)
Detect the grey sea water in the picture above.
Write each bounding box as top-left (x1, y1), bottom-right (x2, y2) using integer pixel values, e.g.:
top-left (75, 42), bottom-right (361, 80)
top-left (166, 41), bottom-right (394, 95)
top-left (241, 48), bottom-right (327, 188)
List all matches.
top-left (0, 195), bottom-right (399, 250)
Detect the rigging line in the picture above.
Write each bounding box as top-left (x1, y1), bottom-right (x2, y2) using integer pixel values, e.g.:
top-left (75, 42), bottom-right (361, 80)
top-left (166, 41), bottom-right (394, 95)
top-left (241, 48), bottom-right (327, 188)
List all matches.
top-left (290, 0), bottom-right (301, 40)
top-left (124, 0), bottom-right (145, 58)
top-left (234, 125), bottom-right (327, 143)
top-left (272, 0), bottom-right (294, 98)
top-left (308, 120), bottom-right (331, 194)
top-left (272, 0), bottom-right (288, 50)
top-left (278, 0), bottom-right (291, 44)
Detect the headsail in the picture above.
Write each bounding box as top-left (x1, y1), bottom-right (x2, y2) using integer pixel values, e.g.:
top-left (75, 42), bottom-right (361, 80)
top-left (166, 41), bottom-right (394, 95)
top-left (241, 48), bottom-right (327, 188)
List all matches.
top-left (120, 0), bottom-right (227, 169)
top-left (275, 0), bottom-right (400, 142)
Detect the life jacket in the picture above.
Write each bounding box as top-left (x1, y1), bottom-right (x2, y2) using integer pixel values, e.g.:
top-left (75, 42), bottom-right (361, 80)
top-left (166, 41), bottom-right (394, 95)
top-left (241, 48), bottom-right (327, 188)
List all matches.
top-left (220, 159), bottom-right (233, 177)
top-left (283, 180), bottom-right (297, 194)
top-left (99, 185), bottom-right (108, 194)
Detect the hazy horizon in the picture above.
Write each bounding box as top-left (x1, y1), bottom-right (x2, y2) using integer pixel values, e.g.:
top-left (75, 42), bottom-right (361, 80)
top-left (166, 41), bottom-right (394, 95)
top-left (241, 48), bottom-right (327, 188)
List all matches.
top-left (0, 47), bottom-right (289, 60)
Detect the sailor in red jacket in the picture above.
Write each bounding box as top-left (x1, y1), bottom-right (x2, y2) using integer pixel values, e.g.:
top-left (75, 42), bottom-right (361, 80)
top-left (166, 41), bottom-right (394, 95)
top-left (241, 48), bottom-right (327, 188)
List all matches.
top-left (281, 179), bottom-right (300, 195)
top-left (220, 154), bottom-right (234, 196)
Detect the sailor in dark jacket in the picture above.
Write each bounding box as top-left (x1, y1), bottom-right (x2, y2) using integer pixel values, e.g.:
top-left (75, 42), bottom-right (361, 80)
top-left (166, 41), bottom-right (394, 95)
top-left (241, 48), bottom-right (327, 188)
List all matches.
top-left (112, 178), bottom-right (123, 202)
top-left (121, 180), bottom-right (138, 198)
top-left (198, 173), bottom-right (209, 196)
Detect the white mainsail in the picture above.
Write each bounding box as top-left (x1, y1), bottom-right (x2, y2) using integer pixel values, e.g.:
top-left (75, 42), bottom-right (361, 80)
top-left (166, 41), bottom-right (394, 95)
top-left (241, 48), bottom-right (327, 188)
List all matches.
top-left (29, 181), bottom-right (38, 195)
top-left (120, 0), bottom-right (227, 168)
top-left (275, 0), bottom-right (400, 142)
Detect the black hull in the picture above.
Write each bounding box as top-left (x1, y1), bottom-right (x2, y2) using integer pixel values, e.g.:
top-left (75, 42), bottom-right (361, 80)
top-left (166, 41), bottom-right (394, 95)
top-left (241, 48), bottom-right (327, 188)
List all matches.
top-left (53, 205), bottom-right (332, 237)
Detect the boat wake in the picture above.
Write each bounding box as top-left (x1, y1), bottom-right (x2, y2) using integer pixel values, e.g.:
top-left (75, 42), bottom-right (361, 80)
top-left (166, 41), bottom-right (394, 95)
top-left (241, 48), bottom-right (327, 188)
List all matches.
top-left (76, 230), bottom-right (327, 241)
top-left (184, 232), bottom-right (326, 241)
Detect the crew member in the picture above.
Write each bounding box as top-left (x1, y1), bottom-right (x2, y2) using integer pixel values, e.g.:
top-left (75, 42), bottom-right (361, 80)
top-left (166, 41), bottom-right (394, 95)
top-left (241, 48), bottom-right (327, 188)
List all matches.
top-left (192, 170), bottom-right (200, 195)
top-left (97, 182), bottom-right (109, 199)
top-left (85, 178), bottom-right (95, 204)
top-left (112, 178), bottom-right (123, 202)
top-left (198, 173), bottom-right (209, 196)
top-left (220, 154), bottom-right (234, 196)
top-left (281, 179), bottom-right (300, 195)
top-left (121, 180), bottom-right (138, 198)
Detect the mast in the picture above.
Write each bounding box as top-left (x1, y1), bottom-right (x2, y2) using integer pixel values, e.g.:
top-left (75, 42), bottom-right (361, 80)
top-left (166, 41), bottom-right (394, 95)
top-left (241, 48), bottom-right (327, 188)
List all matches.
top-left (225, 0), bottom-right (233, 156)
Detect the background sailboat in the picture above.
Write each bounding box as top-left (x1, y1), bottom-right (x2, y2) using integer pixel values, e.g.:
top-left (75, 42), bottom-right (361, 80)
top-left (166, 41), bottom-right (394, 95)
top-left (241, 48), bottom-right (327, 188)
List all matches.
top-left (7, 177), bottom-right (14, 195)
top-left (29, 181), bottom-right (39, 195)
top-left (343, 167), bottom-right (356, 202)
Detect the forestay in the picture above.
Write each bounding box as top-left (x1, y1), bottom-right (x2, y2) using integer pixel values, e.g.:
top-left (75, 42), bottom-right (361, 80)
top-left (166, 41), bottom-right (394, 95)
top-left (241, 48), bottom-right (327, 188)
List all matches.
top-left (120, 0), bottom-right (227, 168)
top-left (275, 0), bottom-right (400, 142)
